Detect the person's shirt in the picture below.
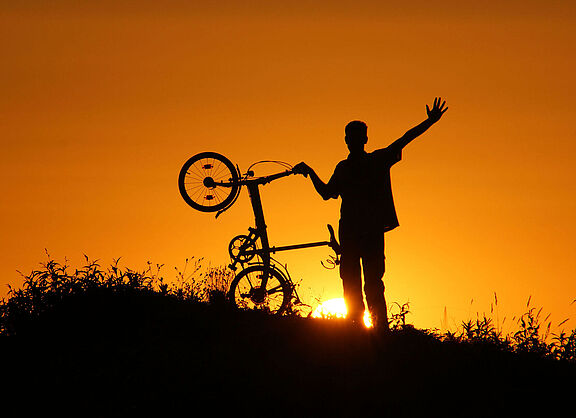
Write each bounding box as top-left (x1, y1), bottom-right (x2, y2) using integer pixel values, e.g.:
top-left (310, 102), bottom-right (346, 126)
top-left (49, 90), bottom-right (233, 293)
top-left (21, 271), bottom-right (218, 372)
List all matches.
top-left (325, 144), bottom-right (402, 232)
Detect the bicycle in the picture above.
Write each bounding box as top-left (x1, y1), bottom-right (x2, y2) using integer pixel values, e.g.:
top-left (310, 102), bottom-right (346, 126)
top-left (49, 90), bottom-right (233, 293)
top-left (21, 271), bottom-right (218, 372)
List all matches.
top-left (178, 151), bottom-right (341, 315)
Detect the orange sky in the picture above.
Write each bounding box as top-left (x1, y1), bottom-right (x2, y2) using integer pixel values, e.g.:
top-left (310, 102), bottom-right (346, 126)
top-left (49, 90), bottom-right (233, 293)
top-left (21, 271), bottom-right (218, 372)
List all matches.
top-left (2, 2), bottom-right (575, 331)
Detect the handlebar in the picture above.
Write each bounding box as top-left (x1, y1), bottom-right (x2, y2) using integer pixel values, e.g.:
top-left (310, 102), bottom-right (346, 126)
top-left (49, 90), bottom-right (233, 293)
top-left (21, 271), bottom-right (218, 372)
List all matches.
top-left (213, 168), bottom-right (296, 218)
top-left (213, 169), bottom-right (296, 188)
top-left (257, 169), bottom-right (296, 185)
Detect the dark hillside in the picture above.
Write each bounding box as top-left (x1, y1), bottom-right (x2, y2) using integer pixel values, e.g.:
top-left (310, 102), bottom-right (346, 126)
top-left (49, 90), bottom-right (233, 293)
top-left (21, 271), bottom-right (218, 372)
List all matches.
top-left (2, 258), bottom-right (574, 417)
top-left (2, 290), bottom-right (575, 418)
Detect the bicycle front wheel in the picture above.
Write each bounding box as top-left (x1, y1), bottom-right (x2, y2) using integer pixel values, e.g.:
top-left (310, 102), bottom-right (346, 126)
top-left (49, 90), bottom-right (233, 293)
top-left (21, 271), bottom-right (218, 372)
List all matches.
top-left (228, 265), bottom-right (291, 315)
top-left (178, 152), bottom-right (240, 212)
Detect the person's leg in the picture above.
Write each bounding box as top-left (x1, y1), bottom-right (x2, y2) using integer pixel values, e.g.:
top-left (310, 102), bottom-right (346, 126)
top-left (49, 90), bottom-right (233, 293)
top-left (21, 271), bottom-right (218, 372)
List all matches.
top-left (339, 227), bottom-right (365, 325)
top-left (361, 232), bottom-right (389, 332)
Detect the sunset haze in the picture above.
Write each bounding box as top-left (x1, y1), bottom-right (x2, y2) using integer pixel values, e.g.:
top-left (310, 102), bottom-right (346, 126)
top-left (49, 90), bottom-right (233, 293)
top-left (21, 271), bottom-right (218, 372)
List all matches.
top-left (2, 1), bottom-right (575, 331)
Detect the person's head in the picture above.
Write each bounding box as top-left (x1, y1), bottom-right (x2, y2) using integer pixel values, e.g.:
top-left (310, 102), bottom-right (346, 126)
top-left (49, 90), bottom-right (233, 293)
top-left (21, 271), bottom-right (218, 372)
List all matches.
top-left (345, 120), bottom-right (368, 154)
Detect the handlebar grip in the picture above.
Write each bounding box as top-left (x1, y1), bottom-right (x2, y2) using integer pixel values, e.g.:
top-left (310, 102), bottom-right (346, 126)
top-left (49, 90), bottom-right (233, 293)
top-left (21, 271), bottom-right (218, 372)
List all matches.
top-left (327, 224), bottom-right (335, 237)
top-left (327, 224), bottom-right (341, 255)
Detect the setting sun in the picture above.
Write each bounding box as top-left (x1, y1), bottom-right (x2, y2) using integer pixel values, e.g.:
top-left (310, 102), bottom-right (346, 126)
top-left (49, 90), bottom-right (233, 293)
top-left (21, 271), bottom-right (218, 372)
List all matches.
top-left (312, 298), bottom-right (373, 328)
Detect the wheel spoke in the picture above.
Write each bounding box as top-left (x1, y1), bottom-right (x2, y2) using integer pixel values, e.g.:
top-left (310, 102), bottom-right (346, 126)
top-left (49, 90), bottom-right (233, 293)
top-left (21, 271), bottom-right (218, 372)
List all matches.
top-left (184, 183), bottom-right (204, 192)
top-left (266, 285), bottom-right (283, 295)
top-left (211, 160), bottom-right (227, 180)
top-left (189, 161), bottom-right (206, 179)
top-left (189, 185), bottom-right (207, 203)
top-left (211, 187), bottom-right (227, 204)
top-left (209, 157), bottom-right (216, 178)
top-left (245, 275), bottom-right (255, 289)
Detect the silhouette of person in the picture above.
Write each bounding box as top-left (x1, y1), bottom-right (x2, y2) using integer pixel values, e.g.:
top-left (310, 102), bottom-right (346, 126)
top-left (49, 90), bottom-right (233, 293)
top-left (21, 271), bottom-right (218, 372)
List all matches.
top-left (294, 98), bottom-right (448, 332)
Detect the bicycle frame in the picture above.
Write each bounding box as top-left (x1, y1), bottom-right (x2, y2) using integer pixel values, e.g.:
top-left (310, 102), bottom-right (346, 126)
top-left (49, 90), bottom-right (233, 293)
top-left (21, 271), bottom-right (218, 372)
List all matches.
top-left (216, 169), bottom-right (339, 293)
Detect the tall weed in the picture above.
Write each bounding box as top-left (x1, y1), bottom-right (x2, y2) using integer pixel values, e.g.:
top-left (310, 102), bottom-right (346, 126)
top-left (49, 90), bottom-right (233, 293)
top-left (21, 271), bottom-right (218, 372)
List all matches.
top-left (0, 255), bottom-right (231, 336)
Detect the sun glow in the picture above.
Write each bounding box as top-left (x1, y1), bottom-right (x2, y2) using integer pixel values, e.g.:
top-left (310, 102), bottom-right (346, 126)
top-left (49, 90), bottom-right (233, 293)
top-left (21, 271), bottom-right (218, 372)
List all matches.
top-left (311, 298), bottom-right (373, 328)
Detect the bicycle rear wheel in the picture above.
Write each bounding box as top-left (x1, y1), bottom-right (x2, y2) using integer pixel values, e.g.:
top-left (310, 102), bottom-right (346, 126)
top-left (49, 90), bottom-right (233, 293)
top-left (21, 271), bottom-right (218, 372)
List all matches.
top-left (228, 265), bottom-right (291, 315)
top-left (178, 152), bottom-right (240, 212)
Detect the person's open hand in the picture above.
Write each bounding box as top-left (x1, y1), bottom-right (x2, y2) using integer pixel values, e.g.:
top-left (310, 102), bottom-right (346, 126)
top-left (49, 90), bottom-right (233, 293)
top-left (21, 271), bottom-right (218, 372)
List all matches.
top-left (292, 162), bottom-right (311, 177)
top-left (426, 97), bottom-right (448, 123)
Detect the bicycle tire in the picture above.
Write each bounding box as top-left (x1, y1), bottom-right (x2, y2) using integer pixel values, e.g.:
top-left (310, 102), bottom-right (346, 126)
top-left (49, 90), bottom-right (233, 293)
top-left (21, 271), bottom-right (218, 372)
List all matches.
top-left (178, 152), bottom-right (240, 212)
top-left (228, 265), bottom-right (291, 315)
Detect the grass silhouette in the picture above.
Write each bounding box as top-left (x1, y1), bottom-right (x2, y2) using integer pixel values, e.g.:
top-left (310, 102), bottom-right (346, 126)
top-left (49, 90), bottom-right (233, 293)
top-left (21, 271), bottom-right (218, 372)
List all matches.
top-left (1, 256), bottom-right (575, 417)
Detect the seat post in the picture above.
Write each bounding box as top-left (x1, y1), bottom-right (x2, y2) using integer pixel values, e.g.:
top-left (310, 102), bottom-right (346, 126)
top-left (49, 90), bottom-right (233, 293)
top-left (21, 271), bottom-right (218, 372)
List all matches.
top-left (246, 182), bottom-right (271, 267)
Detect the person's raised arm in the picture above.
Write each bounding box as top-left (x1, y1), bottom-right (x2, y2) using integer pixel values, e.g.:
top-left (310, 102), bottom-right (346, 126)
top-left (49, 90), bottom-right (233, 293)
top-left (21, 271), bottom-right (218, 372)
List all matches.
top-left (293, 162), bottom-right (336, 201)
top-left (390, 97), bottom-right (448, 151)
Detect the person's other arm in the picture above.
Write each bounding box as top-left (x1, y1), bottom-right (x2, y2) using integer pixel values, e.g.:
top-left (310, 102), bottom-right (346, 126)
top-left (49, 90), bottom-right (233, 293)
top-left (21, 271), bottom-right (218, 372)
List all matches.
top-left (389, 97), bottom-right (448, 151)
top-left (292, 163), bottom-right (337, 200)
